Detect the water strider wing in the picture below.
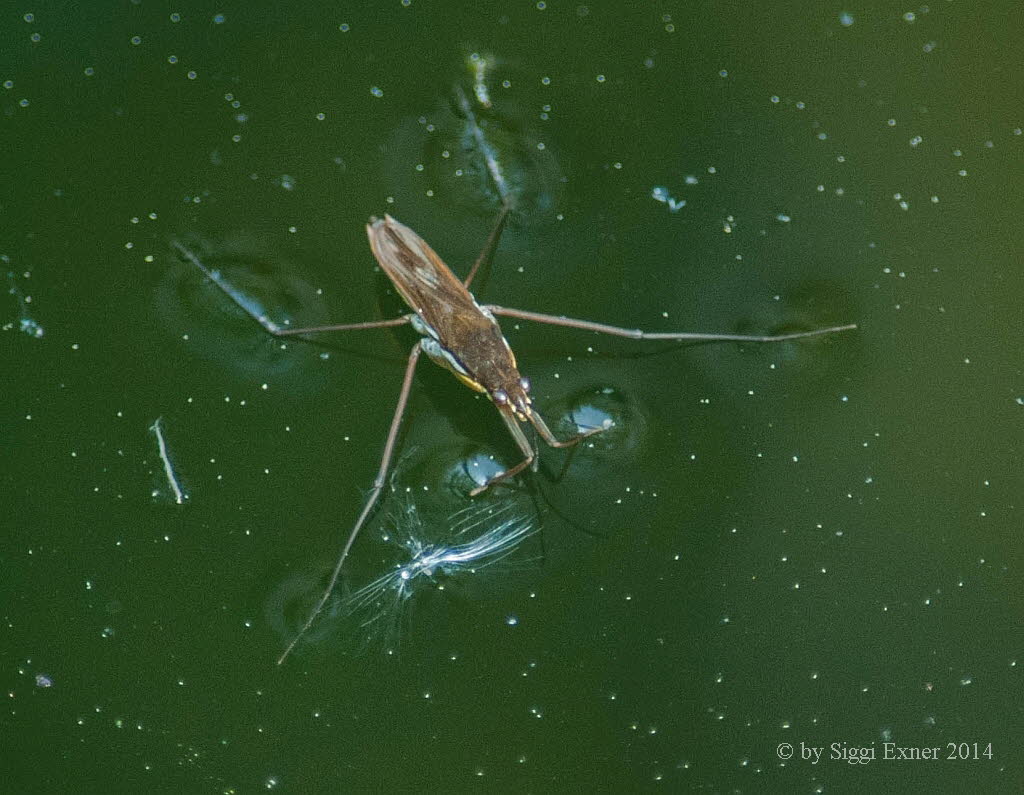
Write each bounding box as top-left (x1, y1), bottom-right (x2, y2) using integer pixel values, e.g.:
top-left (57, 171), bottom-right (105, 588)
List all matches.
top-left (366, 215), bottom-right (519, 389)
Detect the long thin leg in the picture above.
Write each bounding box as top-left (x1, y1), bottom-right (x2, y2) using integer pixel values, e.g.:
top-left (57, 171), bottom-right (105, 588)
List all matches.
top-left (462, 201), bottom-right (511, 289)
top-left (273, 317), bottom-right (412, 337)
top-left (171, 239), bottom-right (413, 337)
top-left (468, 403), bottom-right (610, 496)
top-left (529, 406), bottom-right (609, 449)
top-left (468, 407), bottom-right (536, 497)
top-left (277, 341), bottom-right (424, 665)
top-left (453, 81), bottom-right (514, 291)
top-left (485, 304), bottom-right (857, 342)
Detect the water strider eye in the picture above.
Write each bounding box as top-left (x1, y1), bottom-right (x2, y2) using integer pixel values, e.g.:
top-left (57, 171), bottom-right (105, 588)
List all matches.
top-left (492, 389), bottom-right (509, 404)
top-left (519, 376), bottom-right (531, 393)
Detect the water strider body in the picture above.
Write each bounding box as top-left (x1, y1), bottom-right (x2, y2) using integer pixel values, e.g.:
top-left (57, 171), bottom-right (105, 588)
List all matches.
top-left (175, 207), bottom-right (856, 665)
top-left (367, 212), bottom-right (595, 495)
top-left (173, 86), bottom-right (857, 665)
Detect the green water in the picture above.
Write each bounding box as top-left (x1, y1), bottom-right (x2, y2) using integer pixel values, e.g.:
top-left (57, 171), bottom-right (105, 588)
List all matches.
top-left (3, 2), bottom-right (1021, 792)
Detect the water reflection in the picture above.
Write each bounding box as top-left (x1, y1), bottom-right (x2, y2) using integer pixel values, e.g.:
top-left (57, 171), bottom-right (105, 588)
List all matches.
top-left (703, 278), bottom-right (862, 386)
top-left (551, 384), bottom-right (646, 456)
top-left (383, 65), bottom-right (564, 222)
top-left (445, 451), bottom-right (510, 496)
top-left (265, 492), bottom-right (538, 656)
top-left (4, 265), bottom-right (45, 338)
top-left (155, 234), bottom-right (335, 385)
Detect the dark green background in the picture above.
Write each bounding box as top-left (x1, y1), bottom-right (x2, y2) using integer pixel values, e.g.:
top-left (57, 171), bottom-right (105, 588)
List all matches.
top-left (2, 2), bottom-right (1020, 792)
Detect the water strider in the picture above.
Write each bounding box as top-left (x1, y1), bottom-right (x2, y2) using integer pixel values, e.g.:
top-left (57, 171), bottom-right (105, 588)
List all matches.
top-left (172, 86), bottom-right (857, 664)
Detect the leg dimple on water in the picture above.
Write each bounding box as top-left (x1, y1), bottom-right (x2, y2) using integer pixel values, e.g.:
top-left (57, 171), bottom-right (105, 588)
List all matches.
top-left (553, 386), bottom-right (644, 455)
top-left (157, 236), bottom-right (335, 382)
top-left (383, 74), bottom-right (564, 223)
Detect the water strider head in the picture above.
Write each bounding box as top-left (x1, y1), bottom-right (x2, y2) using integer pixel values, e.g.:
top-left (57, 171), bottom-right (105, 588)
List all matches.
top-left (488, 373), bottom-right (533, 421)
top-left (417, 329), bottom-right (535, 422)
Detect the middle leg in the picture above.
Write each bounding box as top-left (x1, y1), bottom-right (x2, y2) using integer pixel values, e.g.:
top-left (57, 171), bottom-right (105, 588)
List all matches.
top-left (172, 239), bottom-right (413, 338)
top-left (485, 305), bottom-right (857, 342)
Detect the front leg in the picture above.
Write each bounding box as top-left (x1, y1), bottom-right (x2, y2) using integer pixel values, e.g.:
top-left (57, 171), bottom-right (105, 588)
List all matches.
top-left (468, 404), bottom-right (612, 497)
top-left (468, 406), bottom-right (536, 497)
